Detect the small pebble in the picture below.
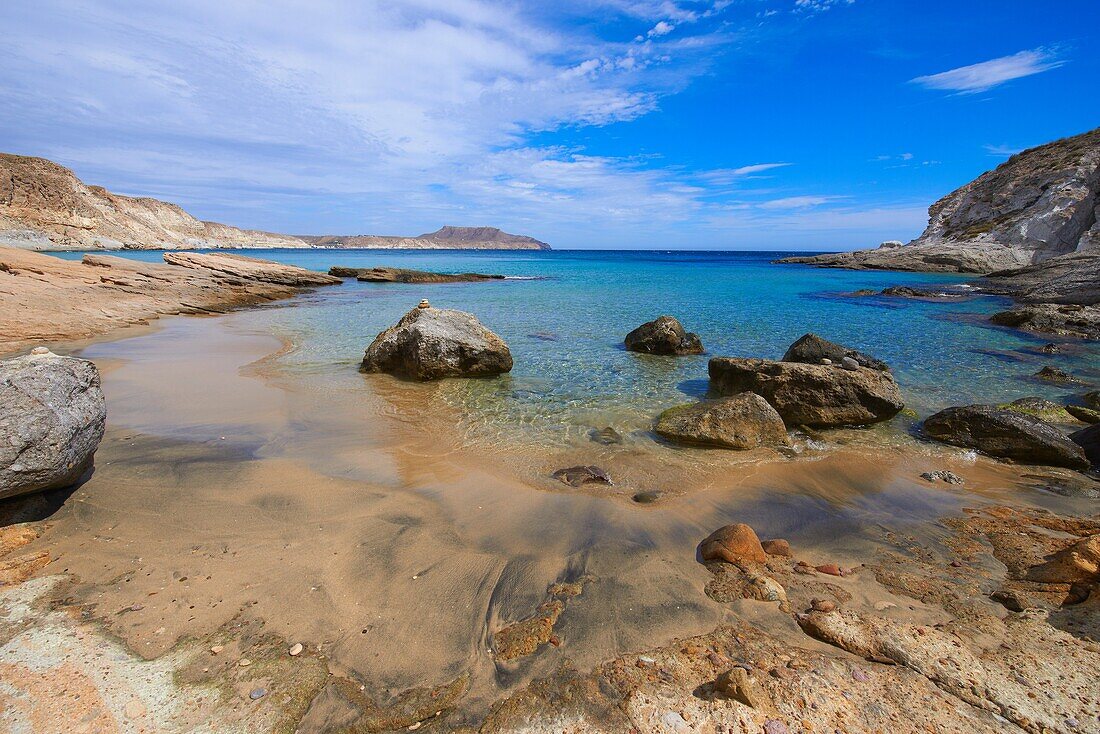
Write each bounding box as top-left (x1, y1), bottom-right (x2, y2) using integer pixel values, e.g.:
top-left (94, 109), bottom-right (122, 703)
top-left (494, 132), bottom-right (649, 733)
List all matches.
top-left (873, 601), bottom-right (896, 611)
top-left (764, 720), bottom-right (789, 734)
top-left (238, 658), bottom-right (251, 667)
top-left (289, 643), bottom-right (303, 656)
top-left (810, 598), bottom-right (836, 613)
top-left (249, 687), bottom-right (266, 700)
top-left (123, 700), bottom-right (146, 719)
top-left (1065, 719), bottom-right (1079, 729)
top-left (408, 723), bottom-right (422, 731)
top-left (210, 645), bottom-right (223, 655)
top-left (129, 603), bottom-right (144, 612)
top-left (815, 564), bottom-right (842, 577)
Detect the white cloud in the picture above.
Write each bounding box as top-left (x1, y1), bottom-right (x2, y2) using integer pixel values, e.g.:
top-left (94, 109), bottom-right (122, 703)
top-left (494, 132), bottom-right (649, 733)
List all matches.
top-left (984, 143), bottom-right (1025, 157)
top-left (909, 48), bottom-right (1065, 94)
top-left (758, 195), bottom-right (841, 210)
top-left (794, 0), bottom-right (854, 13)
top-left (648, 21), bottom-right (675, 36)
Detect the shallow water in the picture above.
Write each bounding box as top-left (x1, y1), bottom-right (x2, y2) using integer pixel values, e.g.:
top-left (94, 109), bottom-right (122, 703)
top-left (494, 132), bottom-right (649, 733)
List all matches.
top-left (56, 248), bottom-right (1100, 452)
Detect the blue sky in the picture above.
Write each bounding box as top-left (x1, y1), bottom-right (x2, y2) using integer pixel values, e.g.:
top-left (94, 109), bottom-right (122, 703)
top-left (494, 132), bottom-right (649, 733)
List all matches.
top-left (1, 1), bottom-right (1097, 250)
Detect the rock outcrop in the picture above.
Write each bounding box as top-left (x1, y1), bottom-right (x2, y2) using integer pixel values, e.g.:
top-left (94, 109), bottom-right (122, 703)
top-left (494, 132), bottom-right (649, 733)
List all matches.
top-left (923, 404), bottom-right (1089, 469)
top-left (0, 153), bottom-right (307, 251)
top-left (708, 358), bottom-right (904, 427)
top-left (328, 266), bottom-right (505, 283)
top-left (778, 126), bottom-right (1100, 275)
top-left (303, 226), bottom-right (550, 251)
top-left (624, 316), bottom-right (704, 356)
top-left (781, 333), bottom-right (889, 371)
top-left (0, 350), bottom-right (105, 500)
top-left (361, 306), bottom-right (512, 381)
top-left (988, 303), bottom-right (1100, 340)
top-left (1071, 423), bottom-right (1100, 467)
top-left (654, 394), bottom-right (788, 449)
top-left (0, 246), bottom-right (340, 354)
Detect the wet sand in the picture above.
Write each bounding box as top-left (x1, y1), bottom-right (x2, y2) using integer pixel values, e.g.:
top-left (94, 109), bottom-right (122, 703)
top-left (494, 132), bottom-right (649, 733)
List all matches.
top-left (4, 309), bottom-right (1099, 730)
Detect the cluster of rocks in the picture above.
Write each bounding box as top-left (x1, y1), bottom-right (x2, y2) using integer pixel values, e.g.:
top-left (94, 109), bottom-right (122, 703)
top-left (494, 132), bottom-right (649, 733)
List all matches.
top-left (654, 332), bottom-right (903, 451)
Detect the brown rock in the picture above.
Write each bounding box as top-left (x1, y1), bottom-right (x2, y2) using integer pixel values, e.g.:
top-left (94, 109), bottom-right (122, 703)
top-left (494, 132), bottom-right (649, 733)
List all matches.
top-left (700, 524), bottom-right (767, 564)
top-left (761, 539), bottom-right (792, 557)
top-left (654, 393), bottom-right (789, 450)
top-left (815, 564), bottom-right (843, 576)
top-left (1025, 534), bottom-right (1100, 584)
top-left (624, 315), bottom-right (704, 356)
top-left (714, 667), bottom-right (771, 710)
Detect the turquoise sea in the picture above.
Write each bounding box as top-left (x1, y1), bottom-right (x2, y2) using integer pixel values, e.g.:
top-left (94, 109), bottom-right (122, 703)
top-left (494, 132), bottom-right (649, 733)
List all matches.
top-left (55, 248), bottom-right (1100, 448)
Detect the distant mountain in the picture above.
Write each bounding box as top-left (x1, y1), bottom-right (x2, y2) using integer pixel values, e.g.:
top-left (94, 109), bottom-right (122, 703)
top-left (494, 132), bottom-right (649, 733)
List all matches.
top-left (781, 126), bottom-right (1100, 273)
top-left (0, 153), bottom-right (307, 251)
top-left (301, 226), bottom-right (550, 250)
top-left (0, 152), bottom-right (550, 251)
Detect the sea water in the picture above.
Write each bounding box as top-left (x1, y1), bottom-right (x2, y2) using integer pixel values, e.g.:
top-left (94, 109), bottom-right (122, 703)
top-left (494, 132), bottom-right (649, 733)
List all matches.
top-left (54, 249), bottom-right (1100, 448)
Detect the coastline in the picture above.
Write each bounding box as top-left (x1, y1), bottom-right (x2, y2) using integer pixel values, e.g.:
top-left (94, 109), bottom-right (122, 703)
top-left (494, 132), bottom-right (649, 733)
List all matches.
top-left (3, 306), bottom-right (1099, 730)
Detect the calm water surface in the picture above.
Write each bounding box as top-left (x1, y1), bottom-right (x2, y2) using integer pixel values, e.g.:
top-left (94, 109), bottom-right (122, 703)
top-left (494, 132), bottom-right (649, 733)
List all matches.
top-left (56, 249), bottom-right (1100, 448)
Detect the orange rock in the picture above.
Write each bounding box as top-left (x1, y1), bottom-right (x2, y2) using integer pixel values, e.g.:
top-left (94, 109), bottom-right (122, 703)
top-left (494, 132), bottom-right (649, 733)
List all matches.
top-left (762, 539), bottom-right (792, 557)
top-left (700, 524), bottom-right (767, 564)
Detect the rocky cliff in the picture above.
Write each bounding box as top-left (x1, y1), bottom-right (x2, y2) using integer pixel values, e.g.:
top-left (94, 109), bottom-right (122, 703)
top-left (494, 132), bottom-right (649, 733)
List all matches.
top-left (0, 153), bottom-right (308, 251)
top-left (301, 225), bottom-right (550, 250)
top-left (780, 126), bottom-right (1100, 274)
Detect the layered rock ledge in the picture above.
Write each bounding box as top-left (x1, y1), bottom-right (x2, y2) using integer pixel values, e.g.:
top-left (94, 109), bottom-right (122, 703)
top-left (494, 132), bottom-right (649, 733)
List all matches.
top-left (0, 246), bottom-right (339, 354)
top-left (329, 266), bottom-right (505, 283)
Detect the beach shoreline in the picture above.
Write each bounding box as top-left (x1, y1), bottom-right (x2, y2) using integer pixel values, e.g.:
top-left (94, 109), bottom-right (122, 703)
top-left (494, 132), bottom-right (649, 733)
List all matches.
top-left (2, 303), bottom-right (1098, 731)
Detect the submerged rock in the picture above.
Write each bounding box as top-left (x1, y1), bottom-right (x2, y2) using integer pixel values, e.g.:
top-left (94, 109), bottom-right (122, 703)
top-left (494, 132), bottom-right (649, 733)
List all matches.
top-left (990, 304), bottom-right (1100, 340)
top-left (920, 470), bottom-right (965, 485)
top-left (624, 315), bottom-right (704, 356)
top-left (1083, 390), bottom-right (1100, 409)
top-left (923, 404), bottom-right (1089, 469)
top-left (588, 426), bottom-right (623, 445)
top-left (1000, 396), bottom-right (1075, 423)
top-left (551, 466), bottom-right (612, 487)
top-left (654, 393), bottom-right (788, 449)
top-left (699, 523), bottom-right (767, 564)
top-left (361, 306), bottom-right (512, 381)
top-left (1033, 365), bottom-right (1085, 384)
top-left (329, 266), bottom-right (505, 283)
top-left (0, 350), bottom-right (106, 500)
top-left (708, 357), bottom-right (904, 428)
top-left (781, 333), bottom-right (889, 371)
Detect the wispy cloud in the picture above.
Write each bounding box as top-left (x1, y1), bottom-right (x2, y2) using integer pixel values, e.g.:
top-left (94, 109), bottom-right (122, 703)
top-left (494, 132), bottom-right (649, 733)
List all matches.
top-left (910, 47), bottom-right (1066, 94)
top-left (794, 0), bottom-right (854, 13)
top-left (758, 195), bottom-right (842, 210)
top-left (984, 143), bottom-right (1025, 157)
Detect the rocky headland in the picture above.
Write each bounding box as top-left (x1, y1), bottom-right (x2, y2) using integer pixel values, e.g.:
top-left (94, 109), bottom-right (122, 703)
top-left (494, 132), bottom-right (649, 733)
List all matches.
top-left (779, 127), bottom-right (1100, 339)
top-left (0, 246), bottom-right (338, 354)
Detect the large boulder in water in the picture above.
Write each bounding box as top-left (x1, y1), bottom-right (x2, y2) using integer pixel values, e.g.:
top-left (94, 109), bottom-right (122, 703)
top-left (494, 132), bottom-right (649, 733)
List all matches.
top-left (708, 358), bottom-right (903, 428)
top-left (1, 349), bottom-right (106, 500)
top-left (923, 404), bottom-right (1089, 470)
top-left (624, 316), bottom-right (704, 356)
top-left (782, 333), bottom-right (889, 371)
top-left (655, 393), bottom-right (788, 449)
top-left (361, 305), bottom-right (512, 381)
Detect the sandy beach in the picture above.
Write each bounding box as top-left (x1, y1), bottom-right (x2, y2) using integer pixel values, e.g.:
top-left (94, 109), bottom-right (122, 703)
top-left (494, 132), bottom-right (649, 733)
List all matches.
top-left (3, 301), bottom-right (1098, 732)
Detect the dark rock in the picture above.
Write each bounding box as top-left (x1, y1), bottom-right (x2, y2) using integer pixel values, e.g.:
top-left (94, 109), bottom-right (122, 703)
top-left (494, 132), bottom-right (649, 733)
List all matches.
top-left (552, 466), bottom-right (612, 487)
top-left (588, 427), bottom-right (622, 445)
top-left (990, 304), bottom-right (1100, 340)
top-left (1034, 365), bottom-right (1085, 385)
top-left (329, 266), bottom-right (504, 283)
top-left (708, 358), bottom-right (904, 428)
top-left (781, 333), bottom-right (889, 372)
top-left (632, 491), bottom-right (661, 504)
top-left (624, 316), bottom-right (704, 356)
top-left (1, 350), bottom-right (106, 500)
top-left (1070, 424), bottom-right (1100, 467)
top-left (700, 524), bottom-right (767, 564)
top-left (990, 590), bottom-right (1028, 612)
top-left (923, 404), bottom-right (1089, 470)
top-left (1039, 343), bottom-right (1061, 354)
top-left (1066, 405), bottom-right (1100, 424)
top-left (1082, 391), bottom-right (1100, 409)
top-left (654, 394), bottom-right (788, 449)
top-left (361, 306), bottom-right (512, 381)
top-left (879, 285), bottom-right (965, 300)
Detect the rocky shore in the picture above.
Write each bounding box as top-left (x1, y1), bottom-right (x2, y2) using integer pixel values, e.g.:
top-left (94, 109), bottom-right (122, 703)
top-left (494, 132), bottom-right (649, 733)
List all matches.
top-left (0, 246), bottom-right (338, 354)
top-left (779, 126), bottom-right (1100, 341)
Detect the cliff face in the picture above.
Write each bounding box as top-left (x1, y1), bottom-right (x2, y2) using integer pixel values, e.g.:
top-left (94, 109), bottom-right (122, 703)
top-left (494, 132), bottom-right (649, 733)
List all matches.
top-left (301, 226), bottom-right (550, 250)
top-left (0, 153), bottom-right (307, 251)
top-left (781, 126), bottom-right (1100, 274)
